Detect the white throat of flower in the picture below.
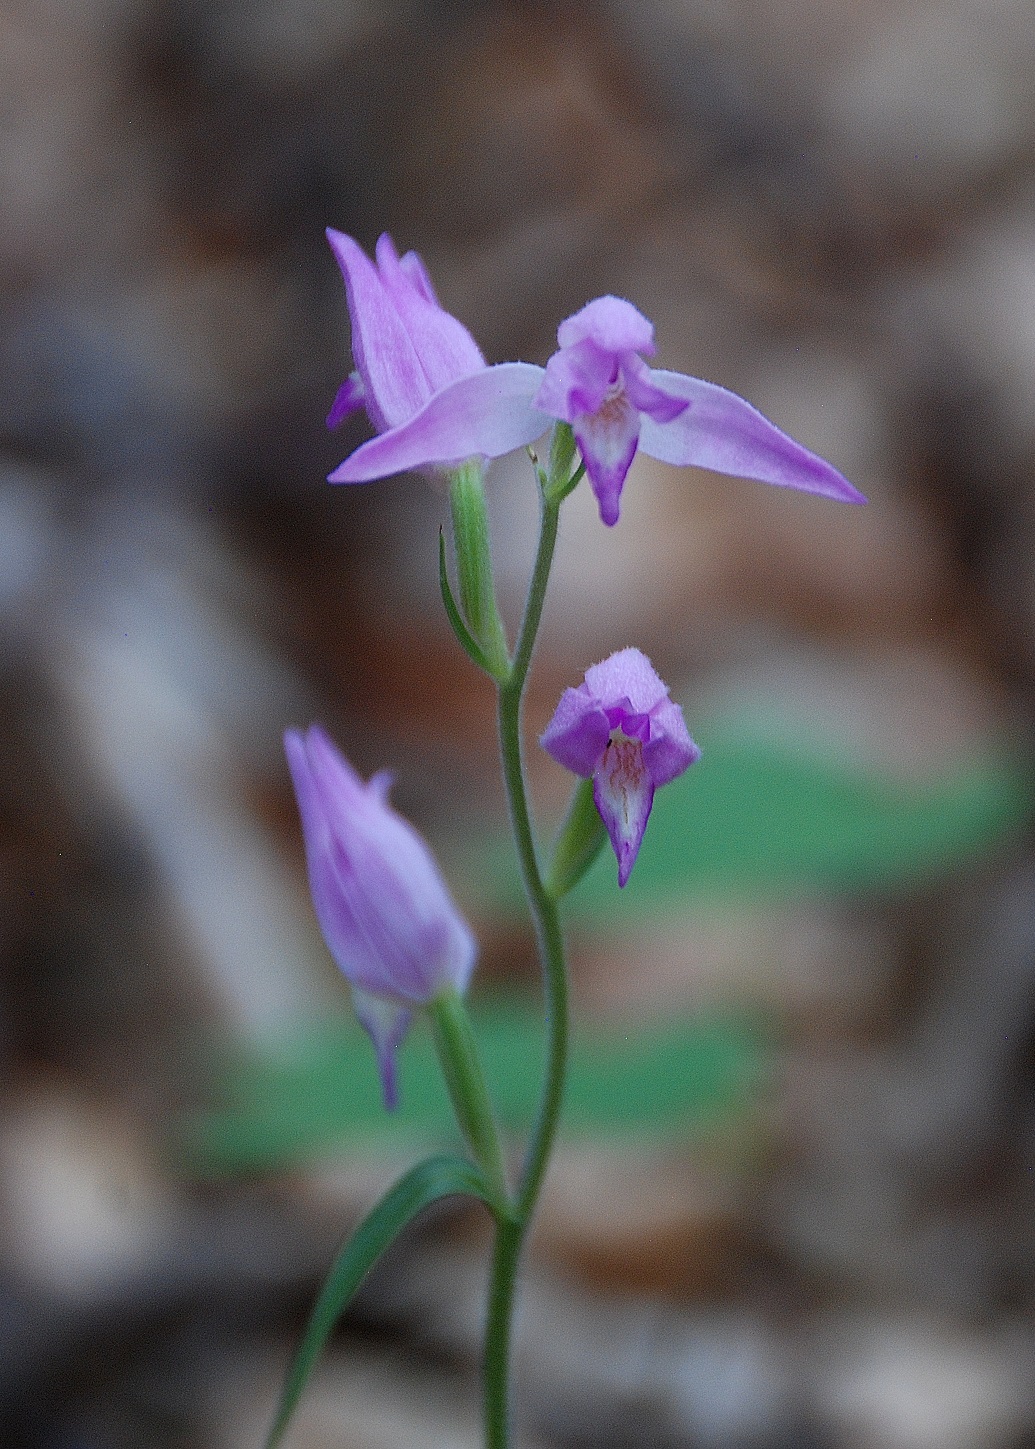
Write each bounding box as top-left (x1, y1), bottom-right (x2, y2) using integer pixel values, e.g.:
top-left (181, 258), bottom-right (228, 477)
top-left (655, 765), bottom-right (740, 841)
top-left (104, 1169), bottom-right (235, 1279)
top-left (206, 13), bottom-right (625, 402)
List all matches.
top-left (597, 727), bottom-right (645, 831)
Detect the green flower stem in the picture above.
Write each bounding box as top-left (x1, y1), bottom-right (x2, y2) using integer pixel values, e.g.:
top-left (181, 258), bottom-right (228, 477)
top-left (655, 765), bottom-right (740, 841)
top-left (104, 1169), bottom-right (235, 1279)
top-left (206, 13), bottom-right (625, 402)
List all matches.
top-left (449, 462), bottom-right (510, 678)
top-left (509, 492), bottom-right (559, 688)
top-left (484, 485), bottom-right (569, 1448)
top-left (483, 1210), bottom-right (524, 1449)
top-left (429, 989), bottom-right (510, 1215)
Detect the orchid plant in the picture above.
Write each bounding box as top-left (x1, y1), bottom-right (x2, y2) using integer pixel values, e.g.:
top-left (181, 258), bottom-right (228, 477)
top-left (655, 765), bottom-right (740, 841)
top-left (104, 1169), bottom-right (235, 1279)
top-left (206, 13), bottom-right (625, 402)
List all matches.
top-left (267, 231), bottom-right (864, 1449)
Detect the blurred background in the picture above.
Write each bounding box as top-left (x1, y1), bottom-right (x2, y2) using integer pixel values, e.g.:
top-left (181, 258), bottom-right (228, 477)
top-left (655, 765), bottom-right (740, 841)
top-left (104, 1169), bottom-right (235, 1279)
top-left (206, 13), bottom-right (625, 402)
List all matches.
top-left (3, 0), bottom-right (1035, 1444)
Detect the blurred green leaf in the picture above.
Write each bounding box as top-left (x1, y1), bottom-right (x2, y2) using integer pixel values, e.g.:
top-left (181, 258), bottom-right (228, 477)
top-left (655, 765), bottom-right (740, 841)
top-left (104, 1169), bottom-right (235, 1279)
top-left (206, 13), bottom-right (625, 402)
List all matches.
top-left (182, 1004), bottom-right (762, 1175)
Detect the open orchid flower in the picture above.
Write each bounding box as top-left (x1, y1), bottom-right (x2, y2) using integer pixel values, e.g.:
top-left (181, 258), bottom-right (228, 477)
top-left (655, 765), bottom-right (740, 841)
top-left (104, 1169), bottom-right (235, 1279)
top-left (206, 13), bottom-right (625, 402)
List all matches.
top-left (285, 724), bottom-right (477, 1109)
top-left (533, 296), bottom-right (867, 524)
top-left (330, 289), bottom-right (865, 521)
top-left (540, 648), bottom-right (701, 886)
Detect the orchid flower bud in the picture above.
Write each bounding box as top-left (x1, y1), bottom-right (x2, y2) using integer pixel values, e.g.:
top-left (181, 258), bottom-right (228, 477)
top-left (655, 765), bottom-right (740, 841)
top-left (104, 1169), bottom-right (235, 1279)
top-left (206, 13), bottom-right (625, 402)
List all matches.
top-left (285, 725), bottom-right (477, 1109)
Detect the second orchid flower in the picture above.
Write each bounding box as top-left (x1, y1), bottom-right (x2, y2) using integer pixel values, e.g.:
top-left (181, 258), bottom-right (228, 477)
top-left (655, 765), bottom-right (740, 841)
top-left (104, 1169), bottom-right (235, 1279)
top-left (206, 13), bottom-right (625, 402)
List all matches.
top-left (541, 648), bottom-right (700, 887)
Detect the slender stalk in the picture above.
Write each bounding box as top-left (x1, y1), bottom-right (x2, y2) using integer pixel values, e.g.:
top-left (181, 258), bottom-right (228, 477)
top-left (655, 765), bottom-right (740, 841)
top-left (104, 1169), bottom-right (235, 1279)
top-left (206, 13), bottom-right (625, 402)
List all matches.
top-left (483, 490), bottom-right (569, 1446)
top-left (483, 1215), bottom-right (524, 1449)
top-left (429, 989), bottom-right (510, 1214)
top-left (509, 496), bottom-right (559, 687)
top-left (444, 441), bottom-right (577, 1448)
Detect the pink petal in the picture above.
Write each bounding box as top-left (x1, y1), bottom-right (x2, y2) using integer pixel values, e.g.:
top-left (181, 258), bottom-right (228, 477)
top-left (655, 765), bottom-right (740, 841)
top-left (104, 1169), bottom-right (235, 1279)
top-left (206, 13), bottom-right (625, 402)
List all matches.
top-left (583, 647), bottom-right (669, 715)
top-left (639, 370), bottom-right (867, 504)
top-left (621, 356), bottom-right (688, 424)
top-left (373, 233), bottom-right (486, 395)
top-left (301, 722), bottom-right (367, 805)
top-left (326, 228), bottom-right (430, 431)
top-left (398, 247), bottom-right (438, 304)
top-left (605, 707), bottom-right (650, 739)
top-left (329, 363), bottom-right (549, 483)
top-left (535, 337), bottom-right (616, 420)
top-left (285, 724), bottom-right (362, 853)
top-left (643, 697), bottom-right (701, 786)
top-left (539, 685), bottom-right (612, 777)
top-left (557, 296), bottom-right (655, 357)
top-left (572, 391), bottom-right (641, 527)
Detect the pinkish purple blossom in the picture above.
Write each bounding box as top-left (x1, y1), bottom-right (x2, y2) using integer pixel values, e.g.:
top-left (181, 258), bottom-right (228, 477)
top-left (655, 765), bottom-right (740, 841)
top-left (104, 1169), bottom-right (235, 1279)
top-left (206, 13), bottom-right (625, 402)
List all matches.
top-left (331, 287), bottom-right (865, 522)
top-left (285, 724), bottom-right (477, 1108)
top-left (534, 296), bottom-right (867, 524)
top-left (540, 648), bottom-right (700, 887)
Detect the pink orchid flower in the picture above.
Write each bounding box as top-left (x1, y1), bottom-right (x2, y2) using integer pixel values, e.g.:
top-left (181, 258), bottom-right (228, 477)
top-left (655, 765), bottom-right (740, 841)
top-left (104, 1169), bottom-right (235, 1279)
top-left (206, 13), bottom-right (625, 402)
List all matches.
top-left (540, 648), bottom-right (701, 886)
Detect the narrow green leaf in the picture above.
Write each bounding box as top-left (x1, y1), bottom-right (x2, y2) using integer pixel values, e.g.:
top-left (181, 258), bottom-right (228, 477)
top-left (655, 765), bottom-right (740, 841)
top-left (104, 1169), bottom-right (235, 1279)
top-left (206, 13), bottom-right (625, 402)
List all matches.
top-left (265, 1154), bottom-right (493, 1449)
top-left (438, 529), bottom-right (502, 679)
top-left (550, 457), bottom-right (586, 505)
top-left (546, 421), bottom-right (577, 490)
